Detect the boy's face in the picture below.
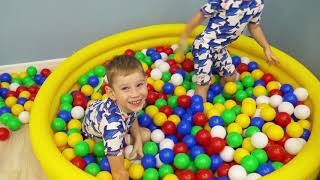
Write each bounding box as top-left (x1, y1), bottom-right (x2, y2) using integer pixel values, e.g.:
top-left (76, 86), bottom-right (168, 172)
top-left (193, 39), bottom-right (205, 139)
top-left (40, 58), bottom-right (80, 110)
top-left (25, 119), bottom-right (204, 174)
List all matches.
top-left (108, 71), bottom-right (147, 113)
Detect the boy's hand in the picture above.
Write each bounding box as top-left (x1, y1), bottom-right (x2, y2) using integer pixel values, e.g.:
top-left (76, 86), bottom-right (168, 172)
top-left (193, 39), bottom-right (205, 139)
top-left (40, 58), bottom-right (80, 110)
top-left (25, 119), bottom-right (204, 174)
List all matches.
top-left (264, 47), bottom-right (279, 65)
top-left (129, 138), bottom-right (143, 159)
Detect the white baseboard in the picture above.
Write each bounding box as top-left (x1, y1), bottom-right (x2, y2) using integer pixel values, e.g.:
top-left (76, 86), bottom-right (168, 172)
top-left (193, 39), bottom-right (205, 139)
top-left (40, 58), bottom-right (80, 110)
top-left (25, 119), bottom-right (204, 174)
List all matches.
top-left (0, 58), bottom-right (65, 73)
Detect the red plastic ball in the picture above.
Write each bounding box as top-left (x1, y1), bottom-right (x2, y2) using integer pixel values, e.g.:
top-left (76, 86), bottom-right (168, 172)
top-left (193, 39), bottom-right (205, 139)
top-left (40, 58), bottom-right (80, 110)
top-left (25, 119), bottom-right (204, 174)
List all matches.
top-left (173, 142), bottom-right (188, 154)
top-left (177, 95), bottom-right (191, 108)
top-left (71, 157), bottom-right (86, 170)
top-left (0, 127), bottom-right (10, 141)
top-left (159, 105), bottom-right (173, 117)
top-left (29, 93), bottom-right (37, 101)
top-left (282, 152), bottom-right (294, 164)
top-left (196, 169), bottom-right (213, 180)
top-left (6, 91), bottom-right (18, 98)
top-left (178, 170), bottom-right (196, 180)
top-left (169, 64), bottom-right (180, 74)
top-left (73, 98), bottom-right (87, 109)
top-left (167, 59), bottom-right (176, 66)
top-left (164, 47), bottom-right (174, 55)
top-left (147, 92), bottom-right (159, 105)
top-left (269, 89), bottom-right (283, 96)
top-left (182, 59), bottom-right (194, 72)
top-left (205, 137), bottom-right (226, 155)
top-left (217, 163), bottom-right (231, 177)
top-left (193, 112), bottom-right (208, 126)
top-left (156, 46), bottom-right (165, 53)
top-left (276, 133), bottom-right (290, 146)
top-left (73, 91), bottom-right (86, 99)
top-left (264, 140), bottom-right (276, 152)
top-left (236, 63), bottom-right (249, 74)
top-left (267, 144), bottom-right (286, 162)
top-left (175, 133), bottom-right (184, 142)
top-left (275, 112), bottom-right (291, 127)
top-left (195, 129), bottom-right (211, 146)
top-left (40, 68), bottom-right (51, 77)
top-left (262, 73), bottom-right (275, 84)
top-left (158, 93), bottom-right (168, 101)
top-left (28, 85), bottom-right (39, 94)
top-left (16, 86), bottom-right (27, 94)
top-left (147, 84), bottom-right (154, 92)
top-left (145, 68), bottom-right (152, 77)
top-left (162, 121), bottom-right (177, 135)
top-left (124, 49), bottom-right (135, 55)
top-left (102, 84), bottom-right (108, 94)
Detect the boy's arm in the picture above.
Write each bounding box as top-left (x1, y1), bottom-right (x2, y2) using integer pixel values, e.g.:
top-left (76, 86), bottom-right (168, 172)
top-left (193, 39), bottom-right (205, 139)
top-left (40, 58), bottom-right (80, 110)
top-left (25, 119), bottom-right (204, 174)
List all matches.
top-left (129, 119), bottom-right (143, 157)
top-left (107, 155), bottom-right (129, 180)
top-left (247, 23), bottom-right (279, 64)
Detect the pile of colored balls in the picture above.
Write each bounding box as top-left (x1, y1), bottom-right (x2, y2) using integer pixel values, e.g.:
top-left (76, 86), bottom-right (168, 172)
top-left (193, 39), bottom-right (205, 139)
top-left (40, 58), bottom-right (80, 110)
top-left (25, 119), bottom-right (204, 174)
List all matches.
top-left (0, 66), bottom-right (51, 141)
top-left (51, 44), bottom-right (311, 180)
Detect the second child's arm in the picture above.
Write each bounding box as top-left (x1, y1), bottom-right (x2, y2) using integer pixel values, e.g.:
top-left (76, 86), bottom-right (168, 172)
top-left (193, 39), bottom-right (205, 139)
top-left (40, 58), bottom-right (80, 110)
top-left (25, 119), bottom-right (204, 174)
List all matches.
top-left (129, 119), bottom-right (144, 158)
top-left (108, 155), bottom-right (128, 180)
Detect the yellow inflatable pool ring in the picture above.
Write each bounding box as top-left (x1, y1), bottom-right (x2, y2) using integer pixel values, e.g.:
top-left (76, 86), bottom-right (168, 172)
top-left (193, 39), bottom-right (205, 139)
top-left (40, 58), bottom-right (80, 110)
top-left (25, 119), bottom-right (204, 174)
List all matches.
top-left (30, 24), bottom-right (320, 180)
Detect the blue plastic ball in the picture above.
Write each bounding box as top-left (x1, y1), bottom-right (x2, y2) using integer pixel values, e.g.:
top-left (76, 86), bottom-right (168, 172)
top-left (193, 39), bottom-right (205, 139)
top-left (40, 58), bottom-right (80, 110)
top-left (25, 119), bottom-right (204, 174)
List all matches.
top-left (162, 82), bottom-right (175, 94)
top-left (88, 76), bottom-right (100, 87)
top-left (280, 84), bottom-right (294, 94)
top-left (0, 107), bottom-right (11, 115)
top-left (210, 155), bottom-right (224, 171)
top-left (57, 111), bottom-right (71, 123)
top-left (141, 154), bottom-right (156, 169)
top-left (208, 116), bottom-right (224, 127)
top-left (283, 93), bottom-right (298, 105)
top-left (177, 121), bottom-right (192, 135)
top-left (182, 135), bottom-right (197, 148)
top-left (151, 53), bottom-right (162, 61)
top-left (159, 148), bottom-right (174, 164)
top-left (254, 80), bottom-right (266, 87)
top-left (189, 145), bottom-right (205, 160)
top-left (16, 97), bottom-right (28, 105)
top-left (181, 112), bottom-right (193, 125)
top-left (138, 114), bottom-right (152, 127)
top-left (191, 95), bottom-right (203, 104)
top-left (146, 48), bottom-right (156, 56)
top-left (232, 56), bottom-right (241, 67)
top-left (0, 73), bottom-right (12, 83)
top-left (248, 61), bottom-right (259, 72)
top-left (83, 154), bottom-right (96, 165)
top-left (215, 177), bottom-right (230, 180)
top-left (175, 69), bottom-right (186, 79)
top-left (257, 163), bottom-right (275, 176)
top-left (173, 107), bottom-right (185, 118)
top-left (33, 74), bottom-right (43, 84)
top-left (100, 157), bottom-right (111, 172)
top-left (251, 117), bottom-right (265, 129)
top-left (0, 88), bottom-right (9, 99)
top-left (190, 103), bottom-right (204, 114)
top-left (166, 134), bottom-right (178, 144)
top-left (207, 90), bottom-right (215, 102)
top-left (147, 122), bottom-right (158, 131)
top-left (210, 84), bottom-right (223, 95)
top-left (301, 129), bottom-right (311, 140)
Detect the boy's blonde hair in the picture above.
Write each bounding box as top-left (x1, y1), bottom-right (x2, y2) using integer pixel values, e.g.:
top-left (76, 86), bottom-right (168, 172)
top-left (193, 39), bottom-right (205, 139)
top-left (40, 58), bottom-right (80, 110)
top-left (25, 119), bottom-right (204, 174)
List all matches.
top-left (105, 55), bottom-right (144, 86)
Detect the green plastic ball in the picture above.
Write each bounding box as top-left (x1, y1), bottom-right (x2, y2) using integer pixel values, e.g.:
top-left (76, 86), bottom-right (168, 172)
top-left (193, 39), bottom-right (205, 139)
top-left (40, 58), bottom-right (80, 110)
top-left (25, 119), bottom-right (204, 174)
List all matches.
top-left (231, 105), bottom-right (241, 115)
top-left (235, 90), bottom-right (248, 102)
top-left (245, 87), bottom-right (254, 97)
top-left (85, 163), bottom-right (101, 176)
top-left (187, 161), bottom-right (198, 172)
top-left (135, 52), bottom-right (145, 61)
top-left (222, 91), bottom-right (233, 99)
top-left (26, 66), bottom-right (37, 77)
top-left (226, 132), bottom-right (243, 148)
top-left (155, 98), bottom-right (167, 109)
top-left (240, 155), bottom-right (259, 173)
top-left (174, 153), bottom-right (191, 169)
top-left (158, 164), bottom-right (174, 178)
top-left (251, 149), bottom-right (268, 164)
top-left (235, 81), bottom-right (244, 90)
top-left (67, 128), bottom-right (81, 136)
top-left (51, 118), bottom-right (66, 131)
top-left (242, 76), bottom-right (255, 88)
top-left (8, 117), bottom-right (22, 131)
top-left (61, 94), bottom-right (73, 104)
top-left (213, 95), bottom-right (226, 104)
top-left (74, 141), bottom-right (90, 157)
top-left (272, 162), bottom-right (284, 170)
top-left (94, 141), bottom-right (105, 157)
top-left (167, 96), bottom-right (178, 108)
top-left (168, 54), bottom-right (175, 60)
top-left (60, 103), bottom-right (73, 112)
top-left (221, 109), bottom-right (236, 124)
top-left (94, 66), bottom-right (106, 77)
top-left (86, 70), bottom-right (95, 77)
top-left (143, 168), bottom-right (159, 180)
top-left (79, 74), bottom-right (88, 85)
top-left (161, 72), bottom-right (172, 82)
top-left (143, 141), bottom-right (158, 155)
top-left (182, 81), bottom-right (191, 91)
top-left (12, 78), bottom-right (22, 85)
top-left (191, 126), bottom-right (203, 136)
top-left (194, 154), bottom-right (211, 169)
top-left (245, 126), bottom-right (261, 137)
top-left (143, 57), bottom-right (153, 66)
top-left (0, 102), bottom-right (5, 108)
top-left (0, 113), bottom-right (13, 126)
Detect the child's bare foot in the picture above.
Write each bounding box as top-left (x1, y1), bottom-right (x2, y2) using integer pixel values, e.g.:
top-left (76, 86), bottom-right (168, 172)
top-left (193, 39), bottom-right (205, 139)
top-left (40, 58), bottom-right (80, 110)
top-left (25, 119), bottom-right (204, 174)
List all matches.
top-left (195, 84), bottom-right (210, 102)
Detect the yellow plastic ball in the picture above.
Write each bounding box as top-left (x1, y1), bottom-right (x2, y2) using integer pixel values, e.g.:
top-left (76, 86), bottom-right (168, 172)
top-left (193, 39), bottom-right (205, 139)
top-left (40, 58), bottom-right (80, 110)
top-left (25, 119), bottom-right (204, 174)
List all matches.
top-left (163, 174), bottom-right (179, 180)
top-left (70, 84), bottom-right (81, 93)
top-left (19, 91), bottom-right (31, 99)
top-left (128, 163), bottom-right (144, 180)
top-left (10, 72), bottom-right (19, 78)
top-left (210, 75), bottom-right (216, 84)
top-left (153, 80), bottom-right (164, 92)
top-left (174, 53), bottom-right (185, 64)
top-left (298, 119), bottom-right (311, 130)
top-left (266, 125), bottom-right (284, 141)
top-left (234, 148), bottom-right (250, 164)
top-left (241, 104), bottom-right (256, 117)
top-left (174, 86), bottom-right (187, 96)
top-left (242, 137), bottom-right (256, 152)
top-left (168, 115), bottom-right (180, 125)
top-left (204, 122), bottom-right (211, 131)
top-left (213, 103), bottom-right (225, 113)
top-left (67, 133), bottom-right (83, 147)
top-left (54, 132), bottom-right (68, 147)
top-left (240, 72), bottom-right (252, 80)
top-left (11, 104), bottom-right (24, 116)
top-left (235, 114), bottom-right (251, 128)
top-left (145, 105), bottom-right (159, 118)
top-left (87, 100), bottom-right (95, 106)
top-left (24, 101), bottom-right (33, 111)
top-left (224, 100), bottom-right (237, 110)
top-left (102, 94), bottom-right (109, 100)
top-left (242, 98), bottom-right (256, 106)
top-left (207, 108), bottom-right (221, 118)
top-left (251, 69), bottom-right (264, 80)
top-left (96, 171), bottom-right (113, 180)
top-left (186, 52), bottom-right (193, 60)
top-left (260, 107), bottom-right (276, 121)
top-left (266, 81), bottom-right (281, 92)
top-left (153, 112), bottom-right (167, 126)
top-left (147, 77), bottom-right (154, 85)
top-left (287, 122), bottom-right (304, 138)
top-left (257, 103), bottom-right (271, 110)
top-left (204, 102), bottom-right (214, 114)
top-left (19, 72), bottom-right (28, 79)
top-left (81, 85), bottom-right (94, 96)
top-left (141, 62), bottom-right (149, 72)
top-left (5, 96), bottom-right (17, 107)
top-left (58, 145), bottom-right (68, 152)
top-left (253, 85), bottom-right (267, 97)
top-left (262, 122), bottom-right (275, 133)
top-left (124, 158), bottom-right (131, 170)
top-left (227, 123), bottom-right (243, 134)
top-left (62, 148), bottom-right (76, 161)
top-left (91, 92), bottom-right (102, 100)
top-left (83, 138), bottom-right (95, 153)
top-left (151, 64), bottom-right (156, 69)
top-left (68, 119), bottom-right (82, 130)
top-left (1, 82), bottom-right (10, 88)
top-left (224, 82), bottom-right (238, 95)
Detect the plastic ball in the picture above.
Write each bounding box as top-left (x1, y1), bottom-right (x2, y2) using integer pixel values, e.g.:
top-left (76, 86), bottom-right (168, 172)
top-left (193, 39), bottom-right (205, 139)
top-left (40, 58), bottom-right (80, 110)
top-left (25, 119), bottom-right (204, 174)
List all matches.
top-left (293, 105), bottom-right (310, 119)
top-left (151, 68), bottom-right (163, 80)
top-left (162, 82), bottom-right (175, 94)
top-left (170, 73), bottom-right (183, 86)
top-left (159, 138), bottom-right (175, 150)
top-left (96, 171), bottom-right (113, 180)
top-left (159, 148), bottom-right (174, 164)
top-left (260, 107), bottom-right (276, 122)
top-left (220, 146), bottom-right (235, 162)
top-left (278, 102), bottom-right (294, 115)
top-left (163, 174), bottom-right (179, 180)
top-left (195, 129), bottom-right (211, 146)
top-left (293, 87), bottom-right (308, 101)
top-left (266, 144), bottom-right (286, 162)
top-left (150, 129), bottom-right (165, 143)
top-left (228, 165), bottom-right (247, 180)
top-left (143, 168), bottom-right (159, 180)
top-left (240, 155), bottom-right (259, 173)
top-left (141, 154), bottom-right (156, 169)
top-left (298, 119), bottom-right (311, 130)
top-left (221, 109), bottom-right (236, 124)
top-left (70, 106), bottom-right (84, 119)
top-left (269, 95), bottom-right (283, 108)
top-left (85, 163), bottom-right (101, 176)
top-left (251, 132), bottom-right (268, 148)
top-left (226, 132), bottom-right (243, 148)
top-left (153, 112), bottom-right (167, 126)
top-left (177, 95), bottom-right (191, 108)
top-left (7, 117), bottom-right (22, 131)
top-left (53, 132), bottom-right (68, 147)
top-left (87, 76), bottom-right (100, 87)
top-left (286, 122), bottom-right (303, 138)
top-left (210, 125), bottom-right (226, 139)
top-left (129, 163), bottom-right (144, 179)
top-left (174, 153), bottom-right (191, 169)
top-left (177, 120), bottom-right (192, 135)
top-left (284, 138), bottom-right (304, 155)
top-left (256, 95), bottom-right (269, 105)
top-left (194, 154), bottom-right (211, 169)
top-left (162, 121), bottom-right (177, 135)
top-left (246, 173), bottom-right (262, 180)
top-left (227, 123), bottom-right (242, 134)
top-left (143, 141), bottom-right (159, 156)
top-left (182, 135), bottom-right (197, 148)
top-left (11, 104), bottom-right (24, 116)
top-left (0, 127), bottom-right (10, 141)
top-left (224, 82), bottom-right (238, 95)
top-left (235, 114), bottom-right (250, 128)
top-left (62, 148), bottom-right (76, 161)
top-left (159, 164), bottom-right (174, 178)
top-left (153, 80), bottom-right (165, 92)
top-left (245, 126), bottom-right (261, 137)
top-left (174, 86), bottom-right (187, 96)
top-left (261, 73), bottom-right (275, 84)
top-left (71, 157), bottom-right (86, 170)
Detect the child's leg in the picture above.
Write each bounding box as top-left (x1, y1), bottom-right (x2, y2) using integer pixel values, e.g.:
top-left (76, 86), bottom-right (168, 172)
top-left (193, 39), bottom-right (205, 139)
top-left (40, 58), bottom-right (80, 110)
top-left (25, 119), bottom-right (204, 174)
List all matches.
top-left (213, 48), bottom-right (238, 85)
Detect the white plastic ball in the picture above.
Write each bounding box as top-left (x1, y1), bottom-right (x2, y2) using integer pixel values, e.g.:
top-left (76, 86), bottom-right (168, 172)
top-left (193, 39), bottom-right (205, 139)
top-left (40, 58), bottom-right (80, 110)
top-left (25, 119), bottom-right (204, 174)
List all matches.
top-left (246, 173), bottom-right (262, 180)
top-left (150, 68), bottom-right (163, 80)
top-left (251, 132), bottom-right (268, 149)
top-left (192, 74), bottom-right (197, 83)
top-left (293, 87), bottom-right (308, 101)
top-left (130, 160), bottom-right (141, 164)
top-left (297, 138), bottom-right (307, 146)
top-left (211, 125), bottom-right (227, 139)
top-left (155, 154), bottom-right (164, 168)
top-left (170, 73), bottom-right (183, 86)
top-left (158, 62), bottom-right (170, 72)
top-left (220, 146), bottom-right (235, 162)
top-left (9, 83), bottom-right (20, 91)
top-left (269, 95), bottom-right (283, 108)
top-left (154, 60), bottom-right (165, 68)
top-left (253, 109), bottom-right (261, 118)
top-left (141, 49), bottom-right (148, 55)
top-left (159, 138), bottom-right (174, 150)
top-left (284, 138), bottom-right (304, 155)
top-left (241, 57), bottom-right (250, 64)
top-left (124, 145), bottom-right (135, 159)
top-left (256, 96), bottom-right (269, 105)
top-left (228, 165), bottom-right (247, 180)
top-left (71, 106), bottom-right (85, 119)
top-left (18, 111), bottom-right (30, 123)
top-left (171, 44), bottom-right (179, 51)
top-left (186, 89), bottom-right (195, 97)
top-left (294, 105), bottom-right (311, 119)
top-left (151, 129), bottom-right (165, 143)
top-left (160, 52), bottom-right (168, 61)
top-left (278, 102), bottom-right (295, 115)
